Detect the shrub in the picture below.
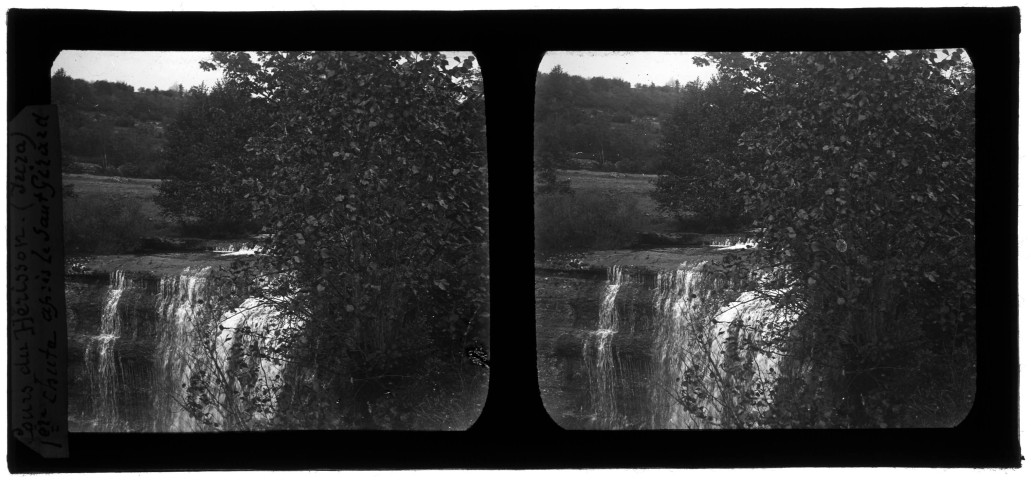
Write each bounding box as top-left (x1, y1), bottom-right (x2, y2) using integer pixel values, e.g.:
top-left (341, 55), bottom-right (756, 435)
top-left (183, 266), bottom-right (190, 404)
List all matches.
top-left (534, 191), bottom-right (648, 254)
top-left (113, 115), bottom-right (135, 128)
top-left (614, 159), bottom-right (638, 173)
top-left (64, 195), bottom-right (148, 254)
top-left (117, 163), bottom-right (140, 178)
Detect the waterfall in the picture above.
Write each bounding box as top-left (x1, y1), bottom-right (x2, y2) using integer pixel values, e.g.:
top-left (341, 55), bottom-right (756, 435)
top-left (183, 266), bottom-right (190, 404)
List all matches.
top-left (653, 262), bottom-right (710, 428)
top-left (152, 266), bottom-right (214, 432)
top-left (653, 264), bottom-right (796, 428)
top-left (203, 297), bottom-right (296, 429)
top-left (74, 265), bottom-right (296, 432)
top-left (710, 237), bottom-right (757, 250)
top-left (582, 265), bottom-right (624, 427)
top-left (214, 243), bottom-right (261, 256)
top-left (82, 271), bottom-right (131, 430)
top-left (572, 261), bottom-right (797, 429)
top-left (700, 289), bottom-right (795, 427)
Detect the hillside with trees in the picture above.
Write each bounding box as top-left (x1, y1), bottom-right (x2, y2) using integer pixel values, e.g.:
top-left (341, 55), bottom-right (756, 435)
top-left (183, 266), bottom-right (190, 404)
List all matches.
top-left (534, 66), bottom-right (682, 175)
top-left (51, 68), bottom-right (188, 178)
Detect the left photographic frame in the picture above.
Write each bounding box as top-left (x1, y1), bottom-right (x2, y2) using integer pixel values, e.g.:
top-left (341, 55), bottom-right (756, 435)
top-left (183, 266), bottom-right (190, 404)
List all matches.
top-left (56, 50), bottom-right (490, 433)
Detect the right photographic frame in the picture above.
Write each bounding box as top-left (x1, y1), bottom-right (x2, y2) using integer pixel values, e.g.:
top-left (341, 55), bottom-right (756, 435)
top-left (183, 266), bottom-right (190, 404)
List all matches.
top-left (534, 50), bottom-right (976, 430)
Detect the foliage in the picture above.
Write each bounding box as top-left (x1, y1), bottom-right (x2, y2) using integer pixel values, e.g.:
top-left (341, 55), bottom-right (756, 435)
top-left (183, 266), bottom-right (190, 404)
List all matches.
top-left (653, 70), bottom-right (758, 229)
top-left (534, 66), bottom-right (675, 174)
top-left (179, 51), bottom-right (489, 429)
top-left (63, 194), bottom-right (149, 254)
top-left (534, 191), bottom-right (648, 254)
top-left (156, 82), bottom-right (270, 235)
top-left (672, 50), bottom-right (975, 428)
top-left (51, 68), bottom-right (186, 178)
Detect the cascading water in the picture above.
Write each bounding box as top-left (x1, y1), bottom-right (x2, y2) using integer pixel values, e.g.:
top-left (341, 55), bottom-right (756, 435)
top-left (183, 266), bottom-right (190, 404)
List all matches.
top-left (153, 266), bottom-right (213, 432)
top-left (72, 264), bottom-right (294, 432)
top-left (566, 260), bottom-right (797, 429)
top-left (711, 237), bottom-right (758, 250)
top-left (213, 243), bottom-right (261, 256)
top-left (82, 271), bottom-right (130, 431)
top-left (582, 265), bottom-right (624, 427)
top-left (653, 262), bottom-right (710, 428)
top-left (200, 297), bottom-right (296, 429)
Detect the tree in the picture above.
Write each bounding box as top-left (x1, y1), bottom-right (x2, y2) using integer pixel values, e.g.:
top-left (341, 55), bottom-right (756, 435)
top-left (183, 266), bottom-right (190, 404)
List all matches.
top-left (653, 68), bottom-right (758, 230)
top-left (192, 51), bottom-right (489, 428)
top-left (686, 50), bottom-right (975, 427)
top-left (533, 67), bottom-right (676, 177)
top-left (156, 82), bottom-right (271, 234)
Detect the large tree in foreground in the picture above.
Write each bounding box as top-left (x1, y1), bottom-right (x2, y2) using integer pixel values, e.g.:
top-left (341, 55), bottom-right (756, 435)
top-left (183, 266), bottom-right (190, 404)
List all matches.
top-left (679, 50), bottom-right (975, 427)
top-left (183, 51), bottom-right (488, 429)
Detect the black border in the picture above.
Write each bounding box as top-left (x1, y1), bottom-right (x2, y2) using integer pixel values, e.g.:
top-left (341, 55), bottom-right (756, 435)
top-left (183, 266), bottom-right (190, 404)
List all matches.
top-left (7, 8), bottom-right (1020, 471)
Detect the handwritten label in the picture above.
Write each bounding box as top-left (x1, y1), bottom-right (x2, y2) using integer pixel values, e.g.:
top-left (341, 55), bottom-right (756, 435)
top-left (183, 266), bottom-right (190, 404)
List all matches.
top-left (8, 105), bottom-right (69, 458)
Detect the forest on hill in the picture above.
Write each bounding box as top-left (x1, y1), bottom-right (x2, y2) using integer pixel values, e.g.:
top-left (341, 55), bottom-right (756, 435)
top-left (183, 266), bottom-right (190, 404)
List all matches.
top-left (51, 69), bottom-right (188, 178)
top-left (534, 66), bottom-right (684, 174)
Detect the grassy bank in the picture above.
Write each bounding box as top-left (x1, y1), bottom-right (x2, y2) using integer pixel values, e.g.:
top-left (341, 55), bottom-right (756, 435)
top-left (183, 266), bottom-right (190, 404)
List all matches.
top-left (63, 174), bottom-right (179, 253)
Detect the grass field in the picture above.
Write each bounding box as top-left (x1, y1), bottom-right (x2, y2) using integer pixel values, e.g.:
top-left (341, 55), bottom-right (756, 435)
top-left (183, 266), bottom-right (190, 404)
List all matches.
top-left (63, 174), bottom-right (178, 239)
top-left (553, 169), bottom-right (678, 232)
top-left (555, 169), bottom-right (660, 212)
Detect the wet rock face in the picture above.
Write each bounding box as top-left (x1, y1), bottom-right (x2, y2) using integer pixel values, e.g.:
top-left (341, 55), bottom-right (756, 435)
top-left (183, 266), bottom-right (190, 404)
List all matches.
top-left (535, 270), bottom-right (667, 429)
top-left (535, 273), bottom-right (599, 429)
top-left (67, 271), bottom-right (164, 431)
top-left (65, 260), bottom-right (243, 432)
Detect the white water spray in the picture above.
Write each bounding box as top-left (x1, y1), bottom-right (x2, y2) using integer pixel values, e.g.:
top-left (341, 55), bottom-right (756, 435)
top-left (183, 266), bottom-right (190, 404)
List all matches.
top-left (583, 265), bottom-right (625, 426)
top-left (82, 271), bottom-right (133, 431)
top-left (152, 266), bottom-right (212, 432)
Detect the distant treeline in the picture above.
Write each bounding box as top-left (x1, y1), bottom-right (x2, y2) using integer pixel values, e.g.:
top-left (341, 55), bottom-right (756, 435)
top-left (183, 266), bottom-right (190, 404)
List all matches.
top-left (51, 69), bottom-right (188, 178)
top-left (534, 66), bottom-right (685, 174)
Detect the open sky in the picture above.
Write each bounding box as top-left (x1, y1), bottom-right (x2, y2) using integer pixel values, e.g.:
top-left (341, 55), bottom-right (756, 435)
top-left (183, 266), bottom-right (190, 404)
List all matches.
top-left (52, 51), bottom-right (225, 91)
top-left (51, 50), bottom-right (479, 92)
top-left (538, 51), bottom-right (719, 87)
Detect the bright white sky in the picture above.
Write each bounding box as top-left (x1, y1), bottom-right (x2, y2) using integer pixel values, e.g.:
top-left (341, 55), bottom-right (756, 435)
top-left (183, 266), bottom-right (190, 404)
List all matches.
top-left (538, 51), bottom-right (719, 87)
top-left (51, 50), bottom-right (478, 92)
top-left (52, 51), bottom-right (225, 91)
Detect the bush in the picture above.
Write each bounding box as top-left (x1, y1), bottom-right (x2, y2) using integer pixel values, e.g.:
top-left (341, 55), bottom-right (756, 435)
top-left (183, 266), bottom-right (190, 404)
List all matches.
top-left (614, 159), bottom-right (638, 173)
top-left (117, 163), bottom-right (140, 178)
top-left (64, 195), bottom-right (148, 254)
top-left (534, 191), bottom-right (648, 254)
